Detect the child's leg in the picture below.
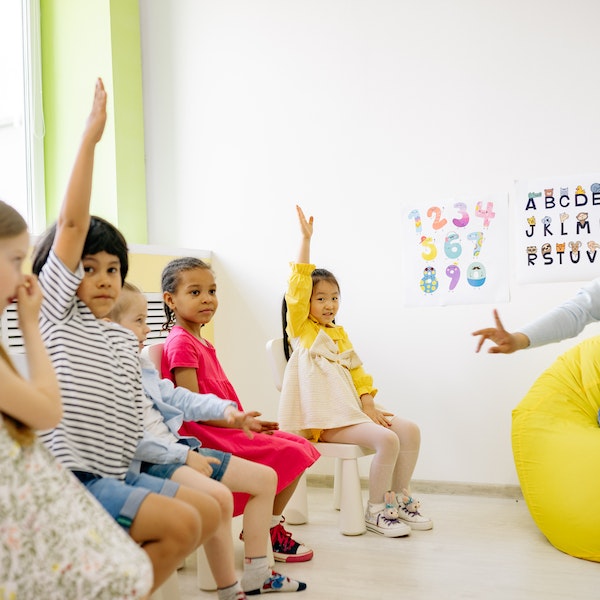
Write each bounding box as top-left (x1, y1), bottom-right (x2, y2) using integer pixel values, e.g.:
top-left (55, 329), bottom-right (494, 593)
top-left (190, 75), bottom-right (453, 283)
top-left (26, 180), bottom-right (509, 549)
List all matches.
top-left (219, 456), bottom-right (277, 557)
top-left (272, 475), bottom-right (300, 517)
top-left (209, 456), bottom-right (307, 594)
top-left (171, 465), bottom-right (239, 590)
top-left (388, 416), bottom-right (421, 493)
top-left (320, 422), bottom-right (399, 502)
top-left (130, 491), bottom-right (218, 591)
top-left (387, 417), bottom-right (432, 530)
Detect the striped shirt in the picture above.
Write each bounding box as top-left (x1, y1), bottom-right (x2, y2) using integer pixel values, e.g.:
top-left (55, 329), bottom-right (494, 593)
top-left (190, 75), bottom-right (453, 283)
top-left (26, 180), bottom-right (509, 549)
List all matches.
top-left (38, 251), bottom-right (144, 479)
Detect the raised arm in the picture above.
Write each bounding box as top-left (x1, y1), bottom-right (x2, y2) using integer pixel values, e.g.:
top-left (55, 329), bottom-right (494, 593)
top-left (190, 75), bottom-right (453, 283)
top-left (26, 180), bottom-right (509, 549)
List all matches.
top-left (296, 205), bottom-right (313, 264)
top-left (0, 275), bottom-right (62, 429)
top-left (53, 78), bottom-right (107, 272)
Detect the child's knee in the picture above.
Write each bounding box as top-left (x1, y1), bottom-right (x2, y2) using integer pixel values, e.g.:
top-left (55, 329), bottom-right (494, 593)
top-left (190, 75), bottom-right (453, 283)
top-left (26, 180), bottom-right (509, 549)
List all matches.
top-left (213, 483), bottom-right (234, 517)
top-left (381, 427), bottom-right (400, 453)
top-left (192, 492), bottom-right (221, 543)
top-left (262, 465), bottom-right (278, 493)
top-left (167, 500), bottom-right (206, 551)
top-left (251, 464), bottom-right (278, 496)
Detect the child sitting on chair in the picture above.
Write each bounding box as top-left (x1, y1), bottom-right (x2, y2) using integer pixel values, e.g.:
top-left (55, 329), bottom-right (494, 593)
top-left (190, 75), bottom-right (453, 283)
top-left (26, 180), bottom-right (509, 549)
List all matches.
top-left (110, 282), bottom-right (307, 597)
top-left (279, 206), bottom-right (433, 537)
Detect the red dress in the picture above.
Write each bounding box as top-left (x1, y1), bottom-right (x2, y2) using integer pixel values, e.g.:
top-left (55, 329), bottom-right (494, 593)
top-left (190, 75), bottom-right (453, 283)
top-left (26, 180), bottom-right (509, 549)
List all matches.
top-left (161, 326), bottom-right (320, 515)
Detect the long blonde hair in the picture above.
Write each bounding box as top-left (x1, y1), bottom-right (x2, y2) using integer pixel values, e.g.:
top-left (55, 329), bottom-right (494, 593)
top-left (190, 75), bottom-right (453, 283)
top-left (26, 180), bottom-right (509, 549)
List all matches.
top-left (0, 200), bottom-right (34, 446)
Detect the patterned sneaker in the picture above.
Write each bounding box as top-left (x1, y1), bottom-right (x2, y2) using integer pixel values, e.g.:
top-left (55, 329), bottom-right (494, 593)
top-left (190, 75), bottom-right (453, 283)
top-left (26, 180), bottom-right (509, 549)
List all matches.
top-left (270, 518), bottom-right (314, 563)
top-left (365, 501), bottom-right (411, 537)
top-left (245, 570), bottom-right (307, 595)
top-left (396, 490), bottom-right (433, 530)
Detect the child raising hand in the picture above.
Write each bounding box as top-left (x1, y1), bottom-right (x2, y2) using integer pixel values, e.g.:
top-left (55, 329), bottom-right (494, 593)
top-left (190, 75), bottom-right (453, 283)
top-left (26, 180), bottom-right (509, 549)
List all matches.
top-left (279, 205), bottom-right (433, 537)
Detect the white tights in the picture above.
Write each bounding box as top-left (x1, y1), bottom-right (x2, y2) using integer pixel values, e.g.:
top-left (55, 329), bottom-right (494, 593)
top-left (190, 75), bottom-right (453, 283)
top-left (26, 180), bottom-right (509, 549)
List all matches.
top-left (319, 417), bottom-right (421, 504)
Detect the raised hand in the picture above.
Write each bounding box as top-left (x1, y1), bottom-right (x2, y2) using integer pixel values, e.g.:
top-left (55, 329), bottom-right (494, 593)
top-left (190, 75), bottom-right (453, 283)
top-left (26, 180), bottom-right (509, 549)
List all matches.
top-left (84, 77), bottom-right (108, 144)
top-left (296, 205), bottom-right (313, 240)
top-left (472, 309), bottom-right (529, 354)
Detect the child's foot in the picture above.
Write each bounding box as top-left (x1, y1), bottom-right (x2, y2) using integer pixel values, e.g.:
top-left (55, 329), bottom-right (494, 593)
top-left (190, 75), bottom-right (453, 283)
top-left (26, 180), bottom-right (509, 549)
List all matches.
top-left (270, 518), bottom-right (314, 563)
top-left (396, 491), bottom-right (433, 530)
top-left (365, 501), bottom-right (411, 537)
top-left (244, 570), bottom-right (307, 594)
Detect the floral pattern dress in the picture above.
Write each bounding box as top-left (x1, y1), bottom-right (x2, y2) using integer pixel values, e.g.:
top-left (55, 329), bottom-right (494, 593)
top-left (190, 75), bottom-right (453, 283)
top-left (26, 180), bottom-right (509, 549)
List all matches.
top-left (0, 416), bottom-right (153, 599)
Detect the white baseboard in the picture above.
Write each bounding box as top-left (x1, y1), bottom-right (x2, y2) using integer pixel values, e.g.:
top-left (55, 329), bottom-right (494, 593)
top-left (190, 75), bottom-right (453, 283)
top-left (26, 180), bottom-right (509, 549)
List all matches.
top-left (306, 474), bottom-right (523, 500)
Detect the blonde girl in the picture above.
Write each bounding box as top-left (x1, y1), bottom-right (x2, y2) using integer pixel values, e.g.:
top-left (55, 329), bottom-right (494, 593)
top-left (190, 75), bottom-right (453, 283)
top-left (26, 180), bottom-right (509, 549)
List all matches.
top-left (0, 200), bottom-right (153, 599)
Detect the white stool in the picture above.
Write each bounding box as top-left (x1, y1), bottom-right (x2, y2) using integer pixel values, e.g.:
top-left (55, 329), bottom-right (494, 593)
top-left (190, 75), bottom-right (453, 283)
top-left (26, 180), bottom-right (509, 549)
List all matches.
top-left (285, 443), bottom-right (373, 535)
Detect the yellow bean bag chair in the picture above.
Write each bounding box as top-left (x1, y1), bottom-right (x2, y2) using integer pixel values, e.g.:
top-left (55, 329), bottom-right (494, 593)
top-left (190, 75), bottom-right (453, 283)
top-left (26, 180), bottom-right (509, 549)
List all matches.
top-left (512, 335), bottom-right (600, 561)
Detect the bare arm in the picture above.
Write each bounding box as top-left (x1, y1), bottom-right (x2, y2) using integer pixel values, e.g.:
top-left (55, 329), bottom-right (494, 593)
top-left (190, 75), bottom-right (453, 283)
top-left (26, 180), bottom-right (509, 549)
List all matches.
top-left (0, 276), bottom-right (62, 429)
top-left (53, 78), bottom-right (107, 272)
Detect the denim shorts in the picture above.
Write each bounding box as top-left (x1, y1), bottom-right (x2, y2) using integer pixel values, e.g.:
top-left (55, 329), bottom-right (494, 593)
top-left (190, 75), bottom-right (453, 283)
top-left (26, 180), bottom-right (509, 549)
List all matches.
top-left (141, 447), bottom-right (231, 482)
top-left (73, 470), bottom-right (179, 531)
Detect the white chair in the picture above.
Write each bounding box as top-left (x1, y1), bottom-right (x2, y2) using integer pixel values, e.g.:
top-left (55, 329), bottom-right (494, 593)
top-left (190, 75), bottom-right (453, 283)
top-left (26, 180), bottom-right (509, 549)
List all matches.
top-left (141, 342), bottom-right (273, 591)
top-left (265, 337), bottom-right (374, 536)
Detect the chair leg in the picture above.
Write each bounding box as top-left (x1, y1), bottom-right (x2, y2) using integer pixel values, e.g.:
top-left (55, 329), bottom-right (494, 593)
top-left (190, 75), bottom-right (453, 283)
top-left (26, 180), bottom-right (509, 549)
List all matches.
top-left (338, 458), bottom-right (366, 536)
top-left (284, 471), bottom-right (308, 525)
top-left (332, 457), bottom-right (343, 510)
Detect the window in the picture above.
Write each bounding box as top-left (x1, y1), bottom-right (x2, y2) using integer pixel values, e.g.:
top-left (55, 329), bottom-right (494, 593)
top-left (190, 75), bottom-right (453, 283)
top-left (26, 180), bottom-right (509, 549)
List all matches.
top-left (0, 0), bottom-right (45, 233)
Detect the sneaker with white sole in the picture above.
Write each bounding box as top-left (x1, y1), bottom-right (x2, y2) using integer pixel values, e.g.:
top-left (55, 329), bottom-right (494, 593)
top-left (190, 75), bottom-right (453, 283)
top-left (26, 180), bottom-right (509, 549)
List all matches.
top-left (269, 518), bottom-right (314, 563)
top-left (396, 490), bottom-right (433, 530)
top-left (365, 501), bottom-right (411, 537)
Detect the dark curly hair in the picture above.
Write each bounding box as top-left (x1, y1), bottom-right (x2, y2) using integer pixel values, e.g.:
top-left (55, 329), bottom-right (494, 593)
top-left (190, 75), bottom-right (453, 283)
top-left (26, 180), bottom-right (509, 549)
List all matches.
top-left (161, 257), bottom-right (213, 331)
top-left (31, 215), bottom-right (129, 284)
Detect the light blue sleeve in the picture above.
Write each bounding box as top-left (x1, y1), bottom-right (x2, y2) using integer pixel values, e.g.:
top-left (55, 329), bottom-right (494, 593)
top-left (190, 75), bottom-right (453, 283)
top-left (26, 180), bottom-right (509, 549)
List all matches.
top-left (133, 431), bottom-right (189, 465)
top-left (157, 377), bottom-right (237, 421)
top-left (520, 278), bottom-right (600, 348)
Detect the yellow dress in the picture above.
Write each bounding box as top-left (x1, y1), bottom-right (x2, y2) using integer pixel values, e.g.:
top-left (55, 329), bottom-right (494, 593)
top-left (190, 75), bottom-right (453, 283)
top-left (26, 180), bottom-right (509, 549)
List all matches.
top-left (279, 262), bottom-right (381, 441)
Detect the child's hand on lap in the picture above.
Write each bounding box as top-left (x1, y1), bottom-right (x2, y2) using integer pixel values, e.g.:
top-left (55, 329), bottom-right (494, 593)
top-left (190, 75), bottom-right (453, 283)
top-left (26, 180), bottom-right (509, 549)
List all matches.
top-left (185, 449), bottom-right (220, 477)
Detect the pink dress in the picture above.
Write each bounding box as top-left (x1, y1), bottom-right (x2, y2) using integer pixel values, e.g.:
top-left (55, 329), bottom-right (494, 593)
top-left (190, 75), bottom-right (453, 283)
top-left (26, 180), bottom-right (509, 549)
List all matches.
top-left (161, 326), bottom-right (320, 515)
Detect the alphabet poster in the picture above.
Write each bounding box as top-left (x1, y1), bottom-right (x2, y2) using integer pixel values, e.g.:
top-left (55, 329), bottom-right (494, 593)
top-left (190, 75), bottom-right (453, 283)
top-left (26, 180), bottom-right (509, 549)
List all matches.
top-left (402, 196), bottom-right (509, 306)
top-left (515, 175), bottom-right (600, 283)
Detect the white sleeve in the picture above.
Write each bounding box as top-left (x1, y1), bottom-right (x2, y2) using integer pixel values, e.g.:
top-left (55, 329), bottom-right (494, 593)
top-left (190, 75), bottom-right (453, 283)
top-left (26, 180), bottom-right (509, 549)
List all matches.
top-left (519, 278), bottom-right (600, 348)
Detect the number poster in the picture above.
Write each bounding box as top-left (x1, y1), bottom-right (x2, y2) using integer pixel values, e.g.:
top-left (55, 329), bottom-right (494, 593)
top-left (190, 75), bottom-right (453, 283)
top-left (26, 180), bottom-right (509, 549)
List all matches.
top-left (402, 196), bottom-right (509, 307)
top-left (515, 175), bottom-right (600, 284)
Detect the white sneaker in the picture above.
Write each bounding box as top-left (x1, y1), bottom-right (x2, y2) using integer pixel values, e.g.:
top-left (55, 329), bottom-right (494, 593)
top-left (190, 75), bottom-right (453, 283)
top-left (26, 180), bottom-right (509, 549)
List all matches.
top-left (396, 491), bottom-right (433, 531)
top-left (365, 502), bottom-right (411, 538)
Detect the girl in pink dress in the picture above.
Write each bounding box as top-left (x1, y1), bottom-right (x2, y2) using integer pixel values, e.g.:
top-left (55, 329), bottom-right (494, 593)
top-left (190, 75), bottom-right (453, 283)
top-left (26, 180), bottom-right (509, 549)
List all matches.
top-left (160, 257), bottom-right (320, 564)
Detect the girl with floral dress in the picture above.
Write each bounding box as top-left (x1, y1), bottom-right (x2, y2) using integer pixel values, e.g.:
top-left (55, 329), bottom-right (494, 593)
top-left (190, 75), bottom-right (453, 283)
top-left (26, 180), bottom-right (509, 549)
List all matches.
top-left (0, 199), bottom-right (153, 599)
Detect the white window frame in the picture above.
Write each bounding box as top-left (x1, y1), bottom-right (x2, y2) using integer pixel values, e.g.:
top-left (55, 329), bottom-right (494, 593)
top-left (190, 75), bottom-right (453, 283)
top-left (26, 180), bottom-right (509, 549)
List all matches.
top-left (21, 0), bottom-right (46, 234)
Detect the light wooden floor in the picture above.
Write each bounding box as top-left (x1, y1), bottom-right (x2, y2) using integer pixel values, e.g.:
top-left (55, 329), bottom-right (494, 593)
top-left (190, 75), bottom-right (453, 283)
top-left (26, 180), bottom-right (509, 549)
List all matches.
top-left (177, 485), bottom-right (598, 599)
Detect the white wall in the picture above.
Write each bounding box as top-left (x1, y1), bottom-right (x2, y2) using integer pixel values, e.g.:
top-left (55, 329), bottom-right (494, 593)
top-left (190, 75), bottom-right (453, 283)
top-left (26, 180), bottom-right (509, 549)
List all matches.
top-left (139, 0), bottom-right (600, 486)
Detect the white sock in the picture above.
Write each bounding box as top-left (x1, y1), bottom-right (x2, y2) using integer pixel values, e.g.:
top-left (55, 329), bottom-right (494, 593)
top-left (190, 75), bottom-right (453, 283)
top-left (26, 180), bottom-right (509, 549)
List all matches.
top-left (217, 581), bottom-right (244, 600)
top-left (241, 556), bottom-right (269, 591)
top-left (271, 514), bottom-right (282, 528)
